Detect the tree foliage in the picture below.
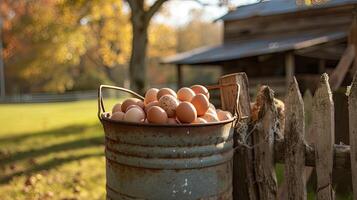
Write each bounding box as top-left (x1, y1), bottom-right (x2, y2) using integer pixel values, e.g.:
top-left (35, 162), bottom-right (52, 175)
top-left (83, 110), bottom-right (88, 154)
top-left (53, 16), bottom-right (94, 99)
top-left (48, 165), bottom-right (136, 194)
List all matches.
top-left (0, 0), bottom-right (222, 94)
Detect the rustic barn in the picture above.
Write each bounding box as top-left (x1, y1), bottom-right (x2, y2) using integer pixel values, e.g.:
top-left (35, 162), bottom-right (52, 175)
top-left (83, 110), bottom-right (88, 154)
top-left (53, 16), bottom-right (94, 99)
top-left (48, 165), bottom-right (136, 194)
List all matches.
top-left (162, 0), bottom-right (357, 96)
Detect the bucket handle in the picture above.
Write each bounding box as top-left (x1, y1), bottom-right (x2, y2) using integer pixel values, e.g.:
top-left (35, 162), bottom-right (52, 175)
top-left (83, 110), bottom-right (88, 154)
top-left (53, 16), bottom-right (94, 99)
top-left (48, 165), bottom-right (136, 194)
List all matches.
top-left (97, 85), bottom-right (144, 120)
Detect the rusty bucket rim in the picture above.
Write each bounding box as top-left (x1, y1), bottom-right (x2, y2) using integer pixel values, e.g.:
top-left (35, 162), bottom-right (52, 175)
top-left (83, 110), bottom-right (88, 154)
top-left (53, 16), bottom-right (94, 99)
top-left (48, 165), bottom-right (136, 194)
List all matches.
top-left (100, 115), bottom-right (236, 128)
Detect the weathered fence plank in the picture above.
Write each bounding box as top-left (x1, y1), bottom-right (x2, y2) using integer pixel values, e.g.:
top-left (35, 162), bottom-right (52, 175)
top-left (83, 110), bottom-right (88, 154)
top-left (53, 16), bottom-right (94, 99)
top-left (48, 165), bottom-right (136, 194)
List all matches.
top-left (252, 86), bottom-right (278, 200)
top-left (302, 89), bottom-right (315, 186)
top-left (349, 73), bottom-right (357, 200)
top-left (219, 73), bottom-right (258, 200)
top-left (312, 74), bottom-right (335, 200)
top-left (284, 78), bottom-right (306, 200)
top-left (278, 89), bottom-right (313, 200)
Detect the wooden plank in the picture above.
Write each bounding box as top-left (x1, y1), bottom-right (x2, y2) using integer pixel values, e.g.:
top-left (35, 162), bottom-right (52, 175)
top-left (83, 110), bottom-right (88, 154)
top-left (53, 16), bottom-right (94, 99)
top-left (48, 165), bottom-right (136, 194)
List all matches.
top-left (219, 73), bottom-right (258, 200)
top-left (329, 45), bottom-right (355, 90)
top-left (312, 73), bottom-right (335, 200)
top-left (252, 86), bottom-right (278, 200)
top-left (277, 89), bottom-right (313, 200)
top-left (348, 73), bottom-right (357, 200)
top-left (284, 77), bottom-right (306, 200)
top-left (302, 90), bottom-right (316, 191)
top-left (348, 14), bottom-right (357, 73)
top-left (333, 90), bottom-right (352, 194)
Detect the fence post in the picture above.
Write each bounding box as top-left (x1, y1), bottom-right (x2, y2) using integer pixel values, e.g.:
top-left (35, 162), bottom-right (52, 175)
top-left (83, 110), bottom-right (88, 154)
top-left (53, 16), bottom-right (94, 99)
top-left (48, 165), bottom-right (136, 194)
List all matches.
top-left (349, 73), bottom-right (357, 200)
top-left (312, 74), bottom-right (335, 200)
top-left (219, 73), bottom-right (258, 200)
top-left (252, 86), bottom-right (278, 200)
top-left (284, 77), bottom-right (307, 200)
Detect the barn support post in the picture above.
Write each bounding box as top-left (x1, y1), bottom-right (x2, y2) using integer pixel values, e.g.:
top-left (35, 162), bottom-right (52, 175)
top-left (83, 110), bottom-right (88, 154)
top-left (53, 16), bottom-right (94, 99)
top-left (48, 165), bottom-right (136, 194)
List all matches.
top-left (285, 52), bottom-right (295, 91)
top-left (349, 11), bottom-right (357, 74)
top-left (177, 64), bottom-right (183, 89)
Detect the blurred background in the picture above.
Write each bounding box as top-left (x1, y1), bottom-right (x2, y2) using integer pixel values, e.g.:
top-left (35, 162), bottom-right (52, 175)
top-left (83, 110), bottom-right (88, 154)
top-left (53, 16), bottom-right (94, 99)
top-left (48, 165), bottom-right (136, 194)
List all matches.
top-left (0, 0), bottom-right (243, 101)
top-left (1, 0), bottom-right (356, 199)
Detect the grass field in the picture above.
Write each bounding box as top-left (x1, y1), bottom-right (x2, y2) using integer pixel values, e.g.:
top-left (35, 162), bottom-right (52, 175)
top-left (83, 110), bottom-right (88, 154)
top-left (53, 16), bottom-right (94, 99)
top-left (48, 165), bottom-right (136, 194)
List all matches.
top-left (0, 99), bottom-right (351, 200)
top-left (0, 99), bottom-right (117, 200)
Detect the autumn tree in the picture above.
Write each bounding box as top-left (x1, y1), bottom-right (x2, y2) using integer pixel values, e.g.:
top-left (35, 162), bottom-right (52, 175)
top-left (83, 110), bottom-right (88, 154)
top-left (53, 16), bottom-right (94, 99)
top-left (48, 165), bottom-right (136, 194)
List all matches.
top-left (126, 0), bottom-right (230, 94)
top-left (125, 0), bottom-right (169, 94)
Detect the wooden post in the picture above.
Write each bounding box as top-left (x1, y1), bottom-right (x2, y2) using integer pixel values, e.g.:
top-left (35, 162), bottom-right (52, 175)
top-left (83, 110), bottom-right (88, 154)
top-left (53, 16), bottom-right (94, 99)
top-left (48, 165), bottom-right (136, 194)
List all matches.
top-left (278, 89), bottom-right (313, 200)
top-left (252, 86), bottom-right (278, 200)
top-left (219, 73), bottom-right (258, 200)
top-left (312, 73), bottom-right (335, 200)
top-left (349, 73), bottom-right (357, 200)
top-left (349, 12), bottom-right (357, 73)
top-left (285, 52), bottom-right (295, 92)
top-left (302, 89), bottom-right (316, 193)
top-left (284, 77), bottom-right (306, 200)
top-left (177, 64), bottom-right (183, 89)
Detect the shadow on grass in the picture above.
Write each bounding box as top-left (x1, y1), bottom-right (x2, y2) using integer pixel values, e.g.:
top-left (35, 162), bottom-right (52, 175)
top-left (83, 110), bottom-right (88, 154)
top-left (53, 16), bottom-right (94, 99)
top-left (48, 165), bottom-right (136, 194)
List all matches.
top-left (0, 124), bottom-right (97, 145)
top-left (0, 152), bottom-right (104, 184)
top-left (0, 123), bottom-right (106, 184)
top-left (0, 135), bottom-right (104, 166)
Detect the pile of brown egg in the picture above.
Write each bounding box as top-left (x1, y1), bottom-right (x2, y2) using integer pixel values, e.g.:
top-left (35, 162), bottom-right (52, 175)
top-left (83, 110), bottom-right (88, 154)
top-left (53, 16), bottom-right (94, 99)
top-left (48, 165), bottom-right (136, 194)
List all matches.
top-left (107, 85), bottom-right (233, 124)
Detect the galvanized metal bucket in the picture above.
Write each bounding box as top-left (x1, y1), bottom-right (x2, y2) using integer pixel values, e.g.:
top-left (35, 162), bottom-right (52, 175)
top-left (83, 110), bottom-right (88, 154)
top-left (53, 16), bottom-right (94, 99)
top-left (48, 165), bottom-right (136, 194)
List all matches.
top-left (98, 85), bottom-right (236, 200)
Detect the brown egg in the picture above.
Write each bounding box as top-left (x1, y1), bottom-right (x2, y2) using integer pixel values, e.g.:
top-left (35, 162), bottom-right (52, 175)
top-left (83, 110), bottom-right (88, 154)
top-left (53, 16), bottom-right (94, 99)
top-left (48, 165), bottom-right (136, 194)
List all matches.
top-left (217, 110), bottom-right (233, 121)
top-left (126, 104), bottom-right (144, 113)
top-left (112, 103), bottom-right (122, 114)
top-left (202, 113), bottom-right (219, 123)
top-left (177, 87), bottom-right (195, 102)
top-left (121, 98), bottom-right (142, 112)
top-left (167, 118), bottom-right (179, 125)
top-left (159, 95), bottom-right (179, 117)
top-left (145, 88), bottom-right (159, 105)
top-left (110, 111), bottom-right (125, 121)
top-left (192, 117), bottom-right (207, 124)
top-left (191, 85), bottom-right (210, 99)
top-left (157, 88), bottom-right (177, 100)
top-left (147, 106), bottom-right (168, 124)
top-left (124, 108), bottom-right (145, 122)
top-left (176, 102), bottom-right (197, 123)
top-left (191, 94), bottom-right (210, 116)
top-left (136, 100), bottom-right (145, 109)
top-left (145, 101), bottom-right (159, 113)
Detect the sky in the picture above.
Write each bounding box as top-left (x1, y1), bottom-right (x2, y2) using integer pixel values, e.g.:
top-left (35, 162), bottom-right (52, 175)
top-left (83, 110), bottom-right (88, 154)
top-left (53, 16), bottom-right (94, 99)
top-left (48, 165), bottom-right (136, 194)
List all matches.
top-left (153, 0), bottom-right (260, 26)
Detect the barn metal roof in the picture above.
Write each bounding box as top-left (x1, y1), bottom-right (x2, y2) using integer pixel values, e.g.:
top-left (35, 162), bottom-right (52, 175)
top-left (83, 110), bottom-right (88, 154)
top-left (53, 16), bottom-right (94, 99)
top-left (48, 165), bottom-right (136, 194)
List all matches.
top-left (218, 0), bottom-right (357, 21)
top-left (162, 31), bottom-right (346, 65)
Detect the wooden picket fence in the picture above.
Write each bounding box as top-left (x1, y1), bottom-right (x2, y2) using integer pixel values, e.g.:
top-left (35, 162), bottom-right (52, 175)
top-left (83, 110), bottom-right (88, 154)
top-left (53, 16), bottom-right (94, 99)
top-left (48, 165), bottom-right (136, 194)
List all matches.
top-left (219, 72), bottom-right (357, 200)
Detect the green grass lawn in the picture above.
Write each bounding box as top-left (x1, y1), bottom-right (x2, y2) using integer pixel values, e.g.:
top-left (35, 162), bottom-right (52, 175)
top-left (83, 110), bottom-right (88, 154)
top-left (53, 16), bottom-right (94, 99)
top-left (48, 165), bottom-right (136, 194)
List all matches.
top-left (0, 99), bottom-right (117, 200)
